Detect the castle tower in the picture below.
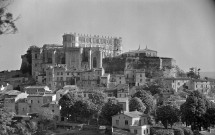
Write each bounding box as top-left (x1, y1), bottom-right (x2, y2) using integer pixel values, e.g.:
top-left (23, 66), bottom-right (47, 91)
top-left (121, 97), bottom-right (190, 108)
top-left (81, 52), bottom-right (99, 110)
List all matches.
top-left (30, 46), bottom-right (42, 79)
top-left (63, 33), bottom-right (78, 48)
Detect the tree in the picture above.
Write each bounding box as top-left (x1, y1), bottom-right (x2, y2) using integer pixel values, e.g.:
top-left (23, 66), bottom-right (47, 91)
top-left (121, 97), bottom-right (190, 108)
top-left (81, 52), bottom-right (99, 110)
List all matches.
top-left (0, 108), bottom-right (33, 135)
top-left (156, 105), bottom-right (180, 129)
top-left (180, 91), bottom-right (210, 130)
top-left (58, 91), bottom-right (82, 121)
top-left (100, 98), bottom-right (122, 125)
top-left (74, 99), bottom-right (97, 124)
top-left (129, 97), bottom-right (146, 112)
top-left (0, 0), bottom-right (18, 35)
top-left (205, 108), bottom-right (215, 127)
top-left (88, 91), bottom-right (107, 123)
top-left (132, 90), bottom-right (154, 114)
top-left (187, 67), bottom-right (200, 79)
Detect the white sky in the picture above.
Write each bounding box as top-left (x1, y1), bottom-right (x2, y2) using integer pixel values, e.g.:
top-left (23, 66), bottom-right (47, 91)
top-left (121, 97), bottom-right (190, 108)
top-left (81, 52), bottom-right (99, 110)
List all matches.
top-left (0, 0), bottom-right (215, 72)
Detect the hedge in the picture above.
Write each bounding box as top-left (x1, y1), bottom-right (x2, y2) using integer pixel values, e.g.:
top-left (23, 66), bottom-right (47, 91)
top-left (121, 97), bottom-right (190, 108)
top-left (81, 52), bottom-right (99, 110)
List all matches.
top-left (150, 127), bottom-right (174, 135)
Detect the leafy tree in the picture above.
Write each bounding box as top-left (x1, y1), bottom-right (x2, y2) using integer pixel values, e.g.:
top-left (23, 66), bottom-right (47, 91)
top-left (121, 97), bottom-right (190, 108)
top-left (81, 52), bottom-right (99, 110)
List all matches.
top-left (205, 108), bottom-right (215, 127)
top-left (0, 0), bottom-right (18, 35)
top-left (132, 90), bottom-right (154, 114)
top-left (187, 67), bottom-right (200, 79)
top-left (74, 99), bottom-right (97, 124)
top-left (88, 91), bottom-right (107, 123)
top-left (58, 91), bottom-right (82, 121)
top-left (129, 97), bottom-right (146, 112)
top-left (100, 98), bottom-right (122, 125)
top-left (156, 105), bottom-right (180, 129)
top-left (0, 108), bottom-right (33, 135)
top-left (180, 91), bottom-right (210, 130)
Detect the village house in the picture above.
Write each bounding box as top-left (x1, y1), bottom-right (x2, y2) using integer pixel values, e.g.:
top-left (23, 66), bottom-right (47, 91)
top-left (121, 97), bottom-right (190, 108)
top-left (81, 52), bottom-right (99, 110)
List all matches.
top-left (3, 90), bottom-right (28, 113)
top-left (112, 110), bottom-right (150, 135)
top-left (163, 77), bottom-right (190, 92)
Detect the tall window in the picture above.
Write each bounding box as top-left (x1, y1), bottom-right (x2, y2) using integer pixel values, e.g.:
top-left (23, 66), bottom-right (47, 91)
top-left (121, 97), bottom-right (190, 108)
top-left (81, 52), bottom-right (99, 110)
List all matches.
top-left (93, 57), bottom-right (97, 68)
top-left (134, 130), bottom-right (137, 134)
top-left (125, 120), bottom-right (128, 125)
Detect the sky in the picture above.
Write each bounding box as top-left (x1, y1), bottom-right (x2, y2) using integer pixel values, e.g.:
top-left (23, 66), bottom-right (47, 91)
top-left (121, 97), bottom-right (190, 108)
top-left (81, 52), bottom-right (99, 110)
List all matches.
top-left (0, 0), bottom-right (215, 72)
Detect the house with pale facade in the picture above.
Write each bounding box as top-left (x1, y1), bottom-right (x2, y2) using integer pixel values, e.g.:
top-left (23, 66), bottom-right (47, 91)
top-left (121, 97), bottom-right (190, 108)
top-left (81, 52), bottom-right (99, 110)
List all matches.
top-left (112, 97), bottom-right (150, 135)
top-left (187, 79), bottom-right (211, 94)
top-left (135, 70), bottom-right (146, 86)
top-left (163, 77), bottom-right (190, 92)
top-left (112, 111), bottom-right (150, 135)
top-left (115, 74), bottom-right (126, 85)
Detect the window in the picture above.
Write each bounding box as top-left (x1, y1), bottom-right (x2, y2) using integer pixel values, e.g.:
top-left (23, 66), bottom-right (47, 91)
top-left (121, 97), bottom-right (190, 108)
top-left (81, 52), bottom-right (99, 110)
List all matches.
top-left (134, 130), bottom-right (137, 134)
top-left (35, 54), bottom-right (37, 59)
top-left (119, 81), bottom-right (121, 84)
top-left (140, 79), bottom-right (142, 82)
top-left (31, 100), bottom-right (33, 103)
top-left (60, 94), bottom-right (62, 97)
top-left (67, 73), bottom-right (69, 75)
top-left (57, 72), bottom-right (60, 75)
top-left (116, 120), bottom-right (119, 125)
top-left (125, 120), bottom-right (128, 125)
top-left (52, 110), bottom-right (54, 113)
top-left (61, 77), bottom-right (63, 81)
top-left (119, 77), bottom-right (121, 79)
top-left (38, 100), bottom-right (40, 103)
top-left (178, 82), bottom-right (180, 85)
top-left (140, 74), bottom-right (142, 77)
top-left (147, 129), bottom-right (149, 133)
top-left (61, 72), bottom-right (63, 75)
top-left (144, 130), bottom-right (145, 134)
top-left (84, 94), bottom-right (86, 97)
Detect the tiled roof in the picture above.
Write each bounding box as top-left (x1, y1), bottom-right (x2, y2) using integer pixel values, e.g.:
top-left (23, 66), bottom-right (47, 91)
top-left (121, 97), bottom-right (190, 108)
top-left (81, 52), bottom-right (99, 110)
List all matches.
top-left (113, 110), bottom-right (145, 118)
top-left (5, 90), bottom-right (21, 95)
top-left (164, 77), bottom-right (190, 81)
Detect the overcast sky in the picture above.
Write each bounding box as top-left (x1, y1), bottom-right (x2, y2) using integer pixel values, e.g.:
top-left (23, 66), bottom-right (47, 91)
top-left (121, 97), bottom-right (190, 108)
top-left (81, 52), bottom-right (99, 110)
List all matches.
top-left (1, 0), bottom-right (215, 72)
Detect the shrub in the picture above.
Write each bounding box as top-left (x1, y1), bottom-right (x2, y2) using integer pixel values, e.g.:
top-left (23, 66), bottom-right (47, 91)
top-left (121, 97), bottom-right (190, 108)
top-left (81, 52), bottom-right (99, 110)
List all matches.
top-left (173, 127), bottom-right (184, 135)
top-left (181, 127), bottom-right (193, 135)
top-left (150, 127), bottom-right (174, 135)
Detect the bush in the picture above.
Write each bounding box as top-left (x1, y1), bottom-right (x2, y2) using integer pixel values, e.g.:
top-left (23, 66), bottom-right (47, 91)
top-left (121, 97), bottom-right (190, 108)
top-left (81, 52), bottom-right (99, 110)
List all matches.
top-left (150, 127), bottom-right (174, 135)
top-left (181, 127), bottom-right (193, 135)
top-left (173, 127), bottom-right (184, 135)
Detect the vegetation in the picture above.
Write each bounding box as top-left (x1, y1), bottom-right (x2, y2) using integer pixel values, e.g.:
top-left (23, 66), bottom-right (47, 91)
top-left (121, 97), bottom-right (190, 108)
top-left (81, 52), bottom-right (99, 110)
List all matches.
top-left (187, 67), bottom-right (200, 79)
top-left (0, 109), bottom-right (35, 135)
top-left (100, 98), bottom-right (122, 125)
top-left (0, 0), bottom-right (18, 35)
top-left (180, 90), bottom-right (215, 130)
top-left (132, 90), bottom-right (154, 114)
top-left (129, 97), bottom-right (146, 112)
top-left (156, 105), bottom-right (180, 129)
